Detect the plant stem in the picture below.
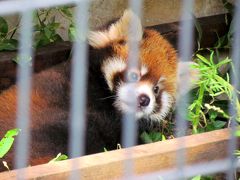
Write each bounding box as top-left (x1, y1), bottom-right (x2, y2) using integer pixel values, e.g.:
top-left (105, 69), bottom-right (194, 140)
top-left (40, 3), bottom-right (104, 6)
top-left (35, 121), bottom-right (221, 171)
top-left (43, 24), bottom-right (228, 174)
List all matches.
top-left (193, 84), bottom-right (205, 133)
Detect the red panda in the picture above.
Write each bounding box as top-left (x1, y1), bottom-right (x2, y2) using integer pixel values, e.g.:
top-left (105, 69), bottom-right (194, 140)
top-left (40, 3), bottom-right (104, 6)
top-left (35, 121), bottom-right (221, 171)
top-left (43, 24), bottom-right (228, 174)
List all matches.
top-left (89, 10), bottom-right (178, 122)
top-left (0, 10), bottom-right (197, 171)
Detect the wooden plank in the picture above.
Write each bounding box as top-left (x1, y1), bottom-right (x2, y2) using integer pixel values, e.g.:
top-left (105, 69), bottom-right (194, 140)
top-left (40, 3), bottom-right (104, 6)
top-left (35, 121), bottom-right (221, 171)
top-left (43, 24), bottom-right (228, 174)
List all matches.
top-left (153, 13), bottom-right (230, 49)
top-left (0, 128), bottom-right (230, 180)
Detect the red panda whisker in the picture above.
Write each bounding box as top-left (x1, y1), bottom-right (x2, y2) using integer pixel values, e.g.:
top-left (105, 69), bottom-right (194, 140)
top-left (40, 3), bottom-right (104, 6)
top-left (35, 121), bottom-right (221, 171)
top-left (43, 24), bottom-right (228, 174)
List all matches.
top-left (98, 95), bottom-right (117, 101)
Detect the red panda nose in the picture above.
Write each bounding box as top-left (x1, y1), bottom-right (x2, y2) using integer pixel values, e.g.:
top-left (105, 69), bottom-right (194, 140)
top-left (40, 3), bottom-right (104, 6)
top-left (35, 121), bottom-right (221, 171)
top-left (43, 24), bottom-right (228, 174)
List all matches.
top-left (138, 94), bottom-right (150, 107)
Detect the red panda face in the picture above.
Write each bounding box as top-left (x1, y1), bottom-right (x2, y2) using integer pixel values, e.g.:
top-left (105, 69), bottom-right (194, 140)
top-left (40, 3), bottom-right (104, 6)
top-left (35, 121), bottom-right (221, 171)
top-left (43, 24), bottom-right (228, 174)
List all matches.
top-left (89, 10), bottom-right (178, 122)
top-left (115, 73), bottom-right (174, 121)
top-left (101, 54), bottom-right (175, 122)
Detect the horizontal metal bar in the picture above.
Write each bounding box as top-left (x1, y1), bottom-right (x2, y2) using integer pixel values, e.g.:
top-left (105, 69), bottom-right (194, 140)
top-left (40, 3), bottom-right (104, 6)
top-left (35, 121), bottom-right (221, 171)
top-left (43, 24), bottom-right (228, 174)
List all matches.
top-left (0, 0), bottom-right (79, 15)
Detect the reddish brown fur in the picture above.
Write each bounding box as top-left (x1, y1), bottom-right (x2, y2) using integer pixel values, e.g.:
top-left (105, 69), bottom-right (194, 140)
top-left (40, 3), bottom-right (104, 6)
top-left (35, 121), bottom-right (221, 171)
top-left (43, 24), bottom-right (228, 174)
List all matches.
top-left (108, 29), bottom-right (177, 96)
top-left (0, 11), bottom-right (178, 171)
top-left (0, 62), bottom-right (70, 169)
top-left (140, 30), bottom-right (177, 95)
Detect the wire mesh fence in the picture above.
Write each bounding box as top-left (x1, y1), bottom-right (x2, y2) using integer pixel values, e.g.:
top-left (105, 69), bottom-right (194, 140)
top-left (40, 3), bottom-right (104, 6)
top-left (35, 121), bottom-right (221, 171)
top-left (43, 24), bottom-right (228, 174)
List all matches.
top-left (0, 0), bottom-right (239, 179)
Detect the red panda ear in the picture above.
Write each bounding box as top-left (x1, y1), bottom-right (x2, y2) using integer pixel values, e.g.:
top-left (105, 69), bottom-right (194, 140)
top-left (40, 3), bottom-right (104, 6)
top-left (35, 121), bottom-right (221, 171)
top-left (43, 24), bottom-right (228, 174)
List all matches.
top-left (177, 62), bottom-right (200, 96)
top-left (88, 9), bottom-right (143, 48)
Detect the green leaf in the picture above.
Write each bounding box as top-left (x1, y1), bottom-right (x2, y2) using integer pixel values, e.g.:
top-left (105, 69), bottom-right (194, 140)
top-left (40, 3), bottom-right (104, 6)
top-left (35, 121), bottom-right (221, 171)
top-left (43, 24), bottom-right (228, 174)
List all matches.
top-left (215, 58), bottom-right (231, 68)
top-left (161, 134), bottom-right (166, 141)
top-left (0, 129), bottom-right (21, 158)
top-left (59, 7), bottom-right (73, 18)
top-left (140, 131), bottom-right (164, 144)
top-left (209, 111), bottom-right (218, 121)
top-left (149, 132), bottom-right (163, 142)
top-left (215, 33), bottom-right (227, 48)
top-left (140, 132), bottom-right (153, 144)
top-left (51, 34), bottom-right (63, 42)
top-left (191, 175), bottom-right (201, 180)
top-left (12, 55), bottom-right (32, 64)
top-left (43, 26), bottom-right (53, 39)
top-left (209, 50), bottom-right (215, 64)
top-left (48, 153), bottom-right (68, 163)
top-left (194, 16), bottom-right (202, 50)
top-left (0, 17), bottom-right (8, 37)
top-left (0, 39), bottom-right (18, 51)
top-left (235, 129), bottom-right (240, 137)
top-left (196, 54), bottom-right (211, 66)
top-left (68, 23), bottom-right (76, 41)
top-left (34, 33), bottom-right (51, 48)
top-left (48, 22), bottom-right (60, 30)
top-left (213, 121), bottom-right (226, 129)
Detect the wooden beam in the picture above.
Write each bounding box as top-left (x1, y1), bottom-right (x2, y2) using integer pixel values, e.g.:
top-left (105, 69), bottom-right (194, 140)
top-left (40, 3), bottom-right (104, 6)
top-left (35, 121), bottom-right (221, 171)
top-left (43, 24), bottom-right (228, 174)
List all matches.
top-left (0, 41), bottom-right (71, 91)
top-left (0, 129), bottom-right (230, 180)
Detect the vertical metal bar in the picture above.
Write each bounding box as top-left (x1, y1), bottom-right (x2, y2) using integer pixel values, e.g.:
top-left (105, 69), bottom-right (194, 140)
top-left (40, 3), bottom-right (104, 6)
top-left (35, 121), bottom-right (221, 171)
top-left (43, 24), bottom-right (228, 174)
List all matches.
top-left (227, 0), bottom-right (240, 179)
top-left (175, 0), bottom-right (194, 178)
top-left (122, 0), bottom-right (143, 178)
top-left (14, 8), bottom-right (33, 177)
top-left (68, 0), bottom-right (89, 179)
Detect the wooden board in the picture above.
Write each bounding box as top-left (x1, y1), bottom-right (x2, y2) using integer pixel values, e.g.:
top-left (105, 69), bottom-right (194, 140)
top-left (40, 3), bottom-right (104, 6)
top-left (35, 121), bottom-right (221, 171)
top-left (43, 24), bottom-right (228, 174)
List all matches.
top-left (0, 41), bottom-right (71, 91)
top-left (0, 128), bottom-right (231, 180)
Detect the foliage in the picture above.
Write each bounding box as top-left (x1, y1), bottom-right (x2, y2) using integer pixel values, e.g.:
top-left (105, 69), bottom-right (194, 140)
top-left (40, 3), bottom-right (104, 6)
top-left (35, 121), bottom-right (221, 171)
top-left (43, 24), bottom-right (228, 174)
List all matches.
top-left (0, 6), bottom-right (74, 52)
top-left (215, 0), bottom-right (234, 48)
top-left (0, 129), bottom-right (20, 158)
top-left (34, 10), bottom-right (62, 48)
top-left (140, 131), bottom-right (166, 144)
top-left (48, 153), bottom-right (68, 163)
top-left (0, 17), bottom-right (18, 51)
top-left (34, 6), bottom-right (74, 48)
top-left (188, 51), bottom-right (239, 133)
top-left (190, 175), bottom-right (214, 180)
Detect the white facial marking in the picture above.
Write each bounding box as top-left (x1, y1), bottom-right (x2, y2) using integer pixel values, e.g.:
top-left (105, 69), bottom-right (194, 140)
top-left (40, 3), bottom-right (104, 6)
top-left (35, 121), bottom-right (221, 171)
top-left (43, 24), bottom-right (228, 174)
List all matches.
top-left (115, 81), bottom-right (173, 122)
top-left (150, 91), bottom-right (173, 122)
top-left (140, 64), bottom-right (148, 76)
top-left (115, 82), bottom-right (155, 118)
top-left (101, 57), bottom-right (126, 91)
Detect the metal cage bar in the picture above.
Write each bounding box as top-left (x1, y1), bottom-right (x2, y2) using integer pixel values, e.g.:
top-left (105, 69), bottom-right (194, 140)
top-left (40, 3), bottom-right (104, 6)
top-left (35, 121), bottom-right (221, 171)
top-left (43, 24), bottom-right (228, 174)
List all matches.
top-left (121, 0), bottom-right (143, 177)
top-left (0, 0), bottom-right (238, 179)
top-left (14, 8), bottom-right (34, 178)
top-left (227, 0), bottom-right (240, 179)
top-left (175, 0), bottom-right (194, 178)
top-left (68, 1), bottom-right (90, 179)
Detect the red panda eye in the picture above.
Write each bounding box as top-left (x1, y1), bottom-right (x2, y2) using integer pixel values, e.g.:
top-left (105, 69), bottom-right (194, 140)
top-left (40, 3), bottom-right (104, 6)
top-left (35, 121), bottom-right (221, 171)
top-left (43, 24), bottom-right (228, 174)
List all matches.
top-left (118, 40), bottom-right (126, 45)
top-left (127, 71), bottom-right (140, 82)
top-left (153, 86), bottom-right (160, 95)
